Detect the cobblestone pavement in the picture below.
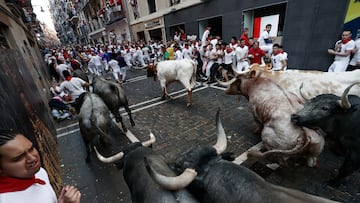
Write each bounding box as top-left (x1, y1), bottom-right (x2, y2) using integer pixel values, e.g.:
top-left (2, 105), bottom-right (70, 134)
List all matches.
top-left (56, 67), bottom-right (359, 203)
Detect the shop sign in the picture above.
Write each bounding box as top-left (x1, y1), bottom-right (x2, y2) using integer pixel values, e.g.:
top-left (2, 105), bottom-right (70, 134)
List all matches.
top-left (145, 19), bottom-right (161, 29)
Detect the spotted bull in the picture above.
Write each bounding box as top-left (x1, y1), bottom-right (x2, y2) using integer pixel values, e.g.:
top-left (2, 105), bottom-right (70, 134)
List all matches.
top-left (291, 82), bottom-right (360, 186)
top-left (146, 59), bottom-right (197, 107)
top-left (218, 70), bottom-right (324, 167)
top-left (145, 110), bottom-right (339, 203)
top-left (71, 92), bottom-right (112, 162)
top-left (93, 133), bottom-right (198, 203)
top-left (92, 76), bottom-right (135, 133)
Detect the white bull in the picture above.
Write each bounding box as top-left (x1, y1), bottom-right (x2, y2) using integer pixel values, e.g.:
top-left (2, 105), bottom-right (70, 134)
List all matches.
top-left (246, 64), bottom-right (360, 100)
top-left (146, 59), bottom-right (197, 107)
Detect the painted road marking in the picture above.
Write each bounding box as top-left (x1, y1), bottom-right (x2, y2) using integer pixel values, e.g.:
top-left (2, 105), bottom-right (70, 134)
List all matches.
top-left (56, 77), bottom-right (259, 166)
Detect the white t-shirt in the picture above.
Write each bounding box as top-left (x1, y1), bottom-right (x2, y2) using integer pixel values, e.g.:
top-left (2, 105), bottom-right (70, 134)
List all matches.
top-left (0, 168), bottom-right (57, 203)
top-left (334, 39), bottom-right (355, 61)
top-left (349, 38), bottom-right (360, 66)
top-left (201, 30), bottom-right (210, 44)
top-left (235, 46), bottom-right (249, 62)
top-left (271, 53), bottom-right (285, 71)
top-left (182, 47), bottom-right (192, 60)
top-left (224, 50), bottom-right (235, 65)
top-left (259, 30), bottom-right (271, 47)
top-left (55, 64), bottom-right (69, 80)
top-left (215, 49), bottom-right (224, 64)
top-left (58, 77), bottom-right (86, 100)
top-left (175, 50), bottom-right (183, 60)
top-left (108, 59), bottom-right (120, 72)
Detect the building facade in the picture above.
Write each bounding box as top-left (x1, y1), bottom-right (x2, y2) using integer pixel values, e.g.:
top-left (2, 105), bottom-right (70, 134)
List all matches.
top-left (0, 0), bottom-right (62, 194)
top-left (161, 0), bottom-right (352, 70)
top-left (124, 0), bottom-right (203, 43)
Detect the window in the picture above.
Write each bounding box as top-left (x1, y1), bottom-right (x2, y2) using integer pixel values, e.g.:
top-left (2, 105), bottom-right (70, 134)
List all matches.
top-left (148, 0), bottom-right (156, 14)
top-left (243, 3), bottom-right (287, 39)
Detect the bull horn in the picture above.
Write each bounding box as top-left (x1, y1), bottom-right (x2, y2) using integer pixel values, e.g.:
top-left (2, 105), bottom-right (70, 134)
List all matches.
top-left (94, 131), bottom-right (156, 163)
top-left (94, 147), bottom-right (124, 163)
top-left (339, 82), bottom-right (360, 109)
top-left (232, 66), bottom-right (251, 76)
top-left (216, 77), bottom-right (237, 87)
top-left (144, 157), bottom-right (197, 190)
top-left (299, 83), bottom-right (310, 101)
top-left (213, 109), bottom-right (227, 154)
top-left (142, 130), bottom-right (156, 147)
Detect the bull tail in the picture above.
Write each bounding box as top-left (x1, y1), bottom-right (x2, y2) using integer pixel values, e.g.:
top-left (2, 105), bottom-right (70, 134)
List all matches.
top-left (248, 133), bottom-right (311, 159)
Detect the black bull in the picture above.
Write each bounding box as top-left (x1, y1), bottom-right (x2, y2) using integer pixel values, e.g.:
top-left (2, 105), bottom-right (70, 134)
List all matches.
top-left (145, 110), bottom-right (339, 203)
top-left (291, 82), bottom-right (360, 186)
top-left (92, 76), bottom-right (135, 133)
top-left (93, 133), bottom-right (198, 203)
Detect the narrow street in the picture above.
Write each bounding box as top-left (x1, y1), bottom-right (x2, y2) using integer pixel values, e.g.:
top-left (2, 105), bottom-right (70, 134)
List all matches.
top-left (56, 68), bottom-right (359, 203)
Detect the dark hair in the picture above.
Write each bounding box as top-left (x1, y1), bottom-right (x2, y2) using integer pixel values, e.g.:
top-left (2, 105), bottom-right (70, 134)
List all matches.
top-left (0, 129), bottom-right (18, 147)
top-left (62, 70), bottom-right (71, 78)
top-left (266, 24), bottom-right (272, 28)
top-left (273, 43), bottom-right (280, 48)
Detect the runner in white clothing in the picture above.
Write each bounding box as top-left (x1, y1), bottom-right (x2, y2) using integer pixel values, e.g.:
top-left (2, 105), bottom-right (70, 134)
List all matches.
top-left (347, 37), bottom-right (360, 71)
top-left (328, 30), bottom-right (355, 72)
top-left (235, 39), bottom-right (249, 72)
top-left (258, 24), bottom-right (273, 54)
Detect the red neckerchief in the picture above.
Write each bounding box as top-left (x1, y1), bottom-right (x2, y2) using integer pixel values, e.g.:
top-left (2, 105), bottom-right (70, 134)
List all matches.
top-left (65, 76), bottom-right (72, 81)
top-left (274, 50), bottom-right (282, 55)
top-left (0, 176), bottom-right (45, 193)
top-left (341, 38), bottom-right (351, 44)
top-left (226, 48), bottom-right (233, 53)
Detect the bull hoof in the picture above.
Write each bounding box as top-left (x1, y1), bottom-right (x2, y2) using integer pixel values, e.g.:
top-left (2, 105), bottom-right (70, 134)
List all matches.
top-left (186, 103), bottom-right (192, 108)
top-left (131, 121), bottom-right (136, 127)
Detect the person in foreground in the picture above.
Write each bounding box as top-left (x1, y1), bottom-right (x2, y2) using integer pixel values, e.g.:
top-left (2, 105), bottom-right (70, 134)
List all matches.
top-left (0, 129), bottom-right (81, 203)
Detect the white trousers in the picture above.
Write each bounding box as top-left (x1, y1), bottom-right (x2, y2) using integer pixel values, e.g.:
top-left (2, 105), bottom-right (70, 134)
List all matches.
top-left (328, 60), bottom-right (349, 72)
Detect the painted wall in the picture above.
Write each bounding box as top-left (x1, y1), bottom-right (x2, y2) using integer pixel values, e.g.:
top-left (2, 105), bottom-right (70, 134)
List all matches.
top-left (164, 0), bottom-right (350, 71)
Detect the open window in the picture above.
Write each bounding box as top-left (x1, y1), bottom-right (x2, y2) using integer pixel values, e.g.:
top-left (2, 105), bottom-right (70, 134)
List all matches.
top-left (243, 3), bottom-right (286, 40)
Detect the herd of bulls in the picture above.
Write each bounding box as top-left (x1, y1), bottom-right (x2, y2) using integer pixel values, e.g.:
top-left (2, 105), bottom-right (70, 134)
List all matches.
top-left (70, 60), bottom-right (359, 202)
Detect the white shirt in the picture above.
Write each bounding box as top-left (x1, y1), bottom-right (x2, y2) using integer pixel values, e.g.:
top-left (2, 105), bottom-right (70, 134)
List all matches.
top-left (201, 30), bottom-right (210, 44)
top-left (175, 50), bottom-right (183, 60)
top-left (58, 77), bottom-right (87, 100)
top-left (108, 59), bottom-right (120, 72)
top-left (259, 30), bottom-right (271, 47)
top-left (182, 47), bottom-right (192, 60)
top-left (334, 39), bottom-right (355, 61)
top-left (0, 168), bottom-right (57, 203)
top-left (55, 64), bottom-right (69, 80)
top-left (235, 46), bottom-right (249, 62)
top-left (89, 55), bottom-right (102, 66)
top-left (224, 50), bottom-right (235, 64)
top-left (349, 38), bottom-right (360, 66)
top-left (271, 53), bottom-right (285, 71)
top-left (215, 49), bottom-right (224, 64)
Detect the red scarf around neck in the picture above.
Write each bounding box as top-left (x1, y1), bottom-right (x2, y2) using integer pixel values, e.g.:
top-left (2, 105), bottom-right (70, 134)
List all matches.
top-left (65, 76), bottom-right (72, 81)
top-left (0, 176), bottom-right (46, 193)
top-left (341, 38), bottom-right (351, 44)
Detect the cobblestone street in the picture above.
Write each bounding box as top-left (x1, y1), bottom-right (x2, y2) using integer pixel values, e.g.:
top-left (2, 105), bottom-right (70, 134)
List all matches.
top-left (56, 68), bottom-right (360, 203)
